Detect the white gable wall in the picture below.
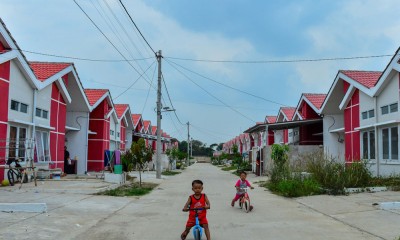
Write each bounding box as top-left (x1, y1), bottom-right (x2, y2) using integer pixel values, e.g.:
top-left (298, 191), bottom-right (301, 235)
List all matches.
top-left (8, 61), bottom-right (34, 124)
top-left (65, 111), bottom-right (89, 174)
top-left (323, 114), bottom-right (344, 162)
top-left (35, 84), bottom-right (51, 127)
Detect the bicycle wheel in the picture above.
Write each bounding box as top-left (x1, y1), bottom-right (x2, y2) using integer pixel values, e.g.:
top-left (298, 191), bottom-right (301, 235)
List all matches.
top-left (243, 199), bottom-right (250, 213)
top-left (193, 228), bottom-right (201, 240)
top-left (7, 169), bottom-right (18, 186)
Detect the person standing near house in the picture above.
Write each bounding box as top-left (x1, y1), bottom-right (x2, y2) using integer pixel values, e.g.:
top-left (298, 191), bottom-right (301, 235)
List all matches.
top-left (64, 146), bottom-right (70, 175)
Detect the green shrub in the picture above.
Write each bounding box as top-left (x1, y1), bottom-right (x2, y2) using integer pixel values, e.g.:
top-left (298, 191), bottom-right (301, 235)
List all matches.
top-left (304, 151), bottom-right (371, 194)
top-left (268, 177), bottom-right (321, 197)
top-left (270, 144), bottom-right (290, 184)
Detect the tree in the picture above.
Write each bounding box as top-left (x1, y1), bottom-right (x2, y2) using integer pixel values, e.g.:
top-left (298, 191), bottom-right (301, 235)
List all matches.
top-left (165, 147), bottom-right (179, 171)
top-left (130, 138), bottom-right (153, 187)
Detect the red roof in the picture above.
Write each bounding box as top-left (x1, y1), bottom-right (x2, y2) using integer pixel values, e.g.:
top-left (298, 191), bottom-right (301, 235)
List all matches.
top-left (114, 104), bottom-right (129, 119)
top-left (265, 116), bottom-right (276, 124)
top-left (303, 93), bottom-right (327, 110)
top-left (340, 70), bottom-right (382, 89)
top-left (84, 89), bottom-right (108, 106)
top-left (152, 126), bottom-right (157, 135)
top-left (30, 62), bottom-right (71, 82)
top-left (132, 114), bottom-right (142, 126)
top-left (281, 107), bottom-right (296, 120)
top-left (143, 120), bottom-right (151, 131)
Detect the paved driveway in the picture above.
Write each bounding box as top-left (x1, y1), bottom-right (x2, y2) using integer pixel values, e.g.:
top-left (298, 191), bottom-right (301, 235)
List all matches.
top-left (0, 163), bottom-right (399, 239)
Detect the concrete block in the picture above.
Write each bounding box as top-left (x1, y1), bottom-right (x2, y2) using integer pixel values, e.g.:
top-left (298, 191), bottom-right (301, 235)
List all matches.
top-left (0, 203), bottom-right (47, 213)
top-left (104, 173), bottom-right (126, 184)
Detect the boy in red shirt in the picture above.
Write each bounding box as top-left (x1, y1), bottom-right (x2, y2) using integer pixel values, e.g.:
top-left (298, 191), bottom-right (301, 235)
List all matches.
top-left (181, 179), bottom-right (211, 240)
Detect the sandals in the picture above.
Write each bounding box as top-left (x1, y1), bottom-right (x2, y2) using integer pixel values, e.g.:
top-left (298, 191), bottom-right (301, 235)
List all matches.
top-left (231, 200), bottom-right (235, 207)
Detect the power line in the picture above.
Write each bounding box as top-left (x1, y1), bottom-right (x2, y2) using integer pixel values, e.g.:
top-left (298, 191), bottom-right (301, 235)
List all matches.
top-left (162, 73), bottom-right (185, 125)
top-left (165, 54), bottom-right (394, 64)
top-left (165, 58), bottom-right (256, 123)
top-left (166, 59), bottom-right (288, 107)
top-left (74, 0), bottom-right (147, 75)
top-left (118, 0), bottom-right (156, 55)
top-left (141, 63), bottom-right (157, 115)
top-left (190, 123), bottom-right (235, 138)
top-left (113, 60), bottom-right (156, 100)
top-left (15, 49), bottom-right (153, 62)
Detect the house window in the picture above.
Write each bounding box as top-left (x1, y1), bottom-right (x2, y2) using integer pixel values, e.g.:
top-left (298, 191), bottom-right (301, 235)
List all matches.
top-left (20, 103), bottom-right (28, 113)
top-left (36, 108), bottom-right (42, 117)
top-left (11, 100), bottom-right (19, 111)
top-left (10, 100), bottom-right (28, 113)
top-left (381, 103), bottom-right (398, 115)
top-left (390, 103), bottom-right (398, 113)
top-left (362, 130), bottom-right (375, 160)
top-left (117, 132), bottom-right (120, 137)
top-left (382, 127), bottom-right (398, 160)
top-left (369, 109), bottom-right (375, 118)
top-left (8, 126), bottom-right (27, 162)
top-left (362, 111), bottom-right (368, 120)
top-left (110, 130), bottom-right (114, 136)
top-left (35, 131), bottom-right (50, 162)
top-left (362, 109), bottom-right (375, 120)
top-left (35, 108), bottom-right (49, 119)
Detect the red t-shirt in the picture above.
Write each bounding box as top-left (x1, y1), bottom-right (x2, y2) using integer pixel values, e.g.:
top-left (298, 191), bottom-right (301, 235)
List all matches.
top-left (186, 194), bottom-right (208, 227)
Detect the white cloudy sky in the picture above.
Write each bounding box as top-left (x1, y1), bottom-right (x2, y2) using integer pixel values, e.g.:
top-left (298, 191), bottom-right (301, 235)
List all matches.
top-left (1, 0), bottom-right (399, 145)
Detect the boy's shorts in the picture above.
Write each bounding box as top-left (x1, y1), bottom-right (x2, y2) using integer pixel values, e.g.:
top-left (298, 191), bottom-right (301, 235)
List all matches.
top-left (186, 215), bottom-right (208, 227)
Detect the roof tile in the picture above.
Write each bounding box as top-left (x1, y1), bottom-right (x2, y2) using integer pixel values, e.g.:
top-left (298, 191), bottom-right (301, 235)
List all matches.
top-left (303, 93), bottom-right (327, 110)
top-left (114, 104), bottom-right (129, 119)
top-left (30, 61), bottom-right (71, 82)
top-left (84, 89), bottom-right (108, 106)
top-left (340, 70), bottom-right (382, 89)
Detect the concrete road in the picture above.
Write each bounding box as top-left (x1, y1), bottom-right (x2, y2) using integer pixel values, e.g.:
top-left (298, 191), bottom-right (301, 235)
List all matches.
top-left (1, 163), bottom-right (400, 240)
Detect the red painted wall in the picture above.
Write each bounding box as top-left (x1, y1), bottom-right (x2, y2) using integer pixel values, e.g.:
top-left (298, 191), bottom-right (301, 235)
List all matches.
top-left (87, 100), bottom-right (111, 171)
top-left (298, 101), bottom-right (323, 145)
top-left (344, 86), bottom-right (360, 162)
top-left (283, 129), bottom-right (288, 143)
top-left (267, 130), bottom-right (274, 145)
top-left (120, 121), bottom-right (126, 150)
top-left (49, 82), bottom-right (67, 170)
top-left (0, 60), bottom-right (10, 180)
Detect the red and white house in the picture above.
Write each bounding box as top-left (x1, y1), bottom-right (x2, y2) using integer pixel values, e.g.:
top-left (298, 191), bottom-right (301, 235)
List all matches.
top-left (290, 93), bottom-right (326, 145)
top-left (321, 48), bottom-right (400, 176)
top-left (30, 62), bottom-right (74, 170)
top-left (84, 89), bottom-right (114, 172)
top-left (0, 19), bottom-right (42, 180)
top-left (274, 107), bottom-right (296, 144)
top-left (114, 104), bottom-right (134, 151)
top-left (132, 113), bottom-right (144, 143)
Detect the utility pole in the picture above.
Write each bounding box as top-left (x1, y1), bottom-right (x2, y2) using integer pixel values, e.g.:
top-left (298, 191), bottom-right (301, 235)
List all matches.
top-left (156, 50), bottom-right (162, 179)
top-left (186, 122), bottom-right (190, 166)
top-left (190, 137), bottom-right (193, 158)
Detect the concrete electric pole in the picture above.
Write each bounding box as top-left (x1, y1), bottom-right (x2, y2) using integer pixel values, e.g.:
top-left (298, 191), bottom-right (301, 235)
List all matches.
top-left (186, 122), bottom-right (190, 166)
top-left (156, 50), bottom-right (162, 179)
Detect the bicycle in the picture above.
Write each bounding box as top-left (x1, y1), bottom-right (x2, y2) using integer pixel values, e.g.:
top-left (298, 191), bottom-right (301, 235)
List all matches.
top-left (238, 187), bottom-right (253, 213)
top-left (6, 158), bottom-right (28, 186)
top-left (187, 208), bottom-right (204, 240)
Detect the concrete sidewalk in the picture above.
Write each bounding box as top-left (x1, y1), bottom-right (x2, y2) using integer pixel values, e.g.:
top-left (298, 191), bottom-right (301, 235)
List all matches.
top-left (0, 164), bottom-right (399, 239)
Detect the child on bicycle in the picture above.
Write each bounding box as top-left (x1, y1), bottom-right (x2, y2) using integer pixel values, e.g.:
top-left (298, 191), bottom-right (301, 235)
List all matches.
top-left (181, 179), bottom-right (211, 240)
top-left (231, 171), bottom-right (254, 210)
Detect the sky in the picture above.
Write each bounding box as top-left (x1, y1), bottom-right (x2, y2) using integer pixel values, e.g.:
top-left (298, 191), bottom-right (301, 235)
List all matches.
top-left (1, 0), bottom-right (400, 146)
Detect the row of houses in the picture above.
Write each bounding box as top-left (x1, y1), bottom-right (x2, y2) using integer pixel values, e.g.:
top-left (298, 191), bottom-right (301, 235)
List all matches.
top-left (223, 49), bottom-right (400, 177)
top-left (0, 18), bottom-right (176, 181)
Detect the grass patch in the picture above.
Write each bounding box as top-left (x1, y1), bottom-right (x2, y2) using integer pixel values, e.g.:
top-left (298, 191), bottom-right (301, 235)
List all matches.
top-left (96, 182), bottom-right (158, 197)
top-left (221, 165), bottom-right (237, 171)
top-left (267, 178), bottom-right (321, 198)
top-left (369, 176), bottom-right (400, 191)
top-left (161, 170), bottom-right (181, 176)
